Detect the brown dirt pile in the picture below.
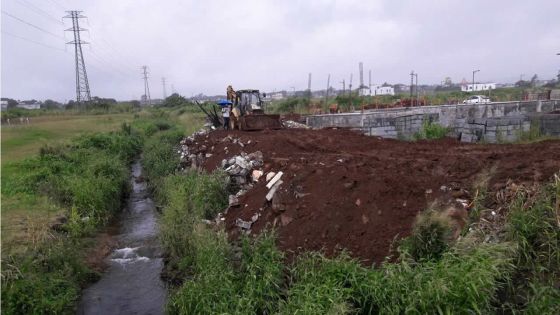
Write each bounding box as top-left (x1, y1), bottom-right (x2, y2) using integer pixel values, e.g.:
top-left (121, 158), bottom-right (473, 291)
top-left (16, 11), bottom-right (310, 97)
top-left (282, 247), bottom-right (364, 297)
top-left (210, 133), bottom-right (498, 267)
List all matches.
top-left (187, 128), bottom-right (560, 264)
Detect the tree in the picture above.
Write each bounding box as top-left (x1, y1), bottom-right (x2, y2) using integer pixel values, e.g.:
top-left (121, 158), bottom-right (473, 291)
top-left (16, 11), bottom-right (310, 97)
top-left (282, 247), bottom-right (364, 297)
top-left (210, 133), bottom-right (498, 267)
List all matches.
top-left (43, 99), bottom-right (62, 109)
top-left (1, 98), bottom-right (18, 109)
top-left (444, 77), bottom-right (453, 86)
top-left (515, 80), bottom-right (531, 88)
top-left (162, 93), bottom-right (188, 107)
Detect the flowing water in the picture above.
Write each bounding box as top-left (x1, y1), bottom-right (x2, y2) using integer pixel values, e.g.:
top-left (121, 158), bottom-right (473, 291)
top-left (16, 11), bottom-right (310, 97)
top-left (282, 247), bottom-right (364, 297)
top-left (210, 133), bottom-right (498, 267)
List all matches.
top-left (78, 160), bottom-right (167, 315)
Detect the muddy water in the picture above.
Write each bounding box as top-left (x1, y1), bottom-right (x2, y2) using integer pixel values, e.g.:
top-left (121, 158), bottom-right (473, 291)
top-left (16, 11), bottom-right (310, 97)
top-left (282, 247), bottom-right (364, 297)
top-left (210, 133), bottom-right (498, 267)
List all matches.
top-left (78, 160), bottom-right (167, 315)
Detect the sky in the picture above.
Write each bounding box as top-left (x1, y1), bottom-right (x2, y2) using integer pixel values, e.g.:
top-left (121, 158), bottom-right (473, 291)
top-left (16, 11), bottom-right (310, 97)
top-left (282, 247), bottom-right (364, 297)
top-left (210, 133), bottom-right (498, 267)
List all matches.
top-left (1, 0), bottom-right (559, 102)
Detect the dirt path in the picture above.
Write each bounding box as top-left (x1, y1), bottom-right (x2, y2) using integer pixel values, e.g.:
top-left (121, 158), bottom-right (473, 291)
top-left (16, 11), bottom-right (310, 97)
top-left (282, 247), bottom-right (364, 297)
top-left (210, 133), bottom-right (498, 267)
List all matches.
top-left (187, 129), bottom-right (560, 264)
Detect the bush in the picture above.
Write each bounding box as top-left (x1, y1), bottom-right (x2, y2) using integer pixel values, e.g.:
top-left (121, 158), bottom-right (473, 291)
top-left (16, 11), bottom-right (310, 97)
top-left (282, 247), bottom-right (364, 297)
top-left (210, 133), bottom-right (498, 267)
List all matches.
top-left (413, 120), bottom-right (449, 140)
top-left (399, 209), bottom-right (454, 262)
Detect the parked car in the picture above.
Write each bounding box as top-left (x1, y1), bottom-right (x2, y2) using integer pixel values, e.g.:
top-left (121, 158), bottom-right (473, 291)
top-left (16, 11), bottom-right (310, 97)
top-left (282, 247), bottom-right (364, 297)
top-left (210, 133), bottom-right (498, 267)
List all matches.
top-left (463, 95), bottom-right (491, 104)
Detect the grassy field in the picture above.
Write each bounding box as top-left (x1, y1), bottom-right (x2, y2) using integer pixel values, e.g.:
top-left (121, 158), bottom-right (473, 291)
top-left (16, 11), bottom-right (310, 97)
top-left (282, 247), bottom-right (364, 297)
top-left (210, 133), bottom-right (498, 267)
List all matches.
top-left (1, 110), bottom-right (205, 255)
top-left (1, 114), bottom-right (134, 254)
top-left (1, 113), bottom-right (135, 165)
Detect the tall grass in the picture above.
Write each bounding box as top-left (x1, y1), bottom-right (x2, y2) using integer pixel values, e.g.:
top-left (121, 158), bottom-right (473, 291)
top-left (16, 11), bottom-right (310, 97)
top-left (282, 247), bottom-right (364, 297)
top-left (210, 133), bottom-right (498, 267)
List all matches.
top-left (1, 124), bottom-right (142, 314)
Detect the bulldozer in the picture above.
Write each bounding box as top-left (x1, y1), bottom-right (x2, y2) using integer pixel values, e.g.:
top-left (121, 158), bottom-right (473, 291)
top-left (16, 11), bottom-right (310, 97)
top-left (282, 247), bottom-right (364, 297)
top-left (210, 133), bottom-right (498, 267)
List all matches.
top-left (229, 89), bottom-right (282, 130)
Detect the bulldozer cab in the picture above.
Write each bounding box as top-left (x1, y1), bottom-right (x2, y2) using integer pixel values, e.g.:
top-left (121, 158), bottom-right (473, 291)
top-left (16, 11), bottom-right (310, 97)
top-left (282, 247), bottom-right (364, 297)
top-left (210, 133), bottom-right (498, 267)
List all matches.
top-left (235, 89), bottom-right (264, 115)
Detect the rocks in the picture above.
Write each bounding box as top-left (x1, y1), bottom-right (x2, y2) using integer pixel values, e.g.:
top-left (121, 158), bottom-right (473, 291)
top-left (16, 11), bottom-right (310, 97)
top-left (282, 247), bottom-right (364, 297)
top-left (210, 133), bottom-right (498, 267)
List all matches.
top-left (235, 218), bottom-right (252, 230)
top-left (251, 170), bottom-right (263, 182)
top-left (282, 120), bottom-right (310, 129)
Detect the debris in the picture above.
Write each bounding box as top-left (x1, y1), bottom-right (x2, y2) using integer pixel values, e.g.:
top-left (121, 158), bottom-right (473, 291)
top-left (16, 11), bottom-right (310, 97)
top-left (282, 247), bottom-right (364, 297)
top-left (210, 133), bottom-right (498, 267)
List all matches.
top-left (229, 195), bottom-right (239, 206)
top-left (235, 218), bottom-right (252, 230)
top-left (252, 170), bottom-right (263, 182)
top-left (251, 213), bottom-right (260, 222)
top-left (355, 198), bottom-right (361, 207)
top-left (282, 120), bottom-right (310, 129)
top-left (266, 180), bottom-right (283, 201)
top-left (266, 171), bottom-right (284, 189)
top-left (425, 189), bottom-right (432, 194)
top-left (266, 172), bottom-right (276, 182)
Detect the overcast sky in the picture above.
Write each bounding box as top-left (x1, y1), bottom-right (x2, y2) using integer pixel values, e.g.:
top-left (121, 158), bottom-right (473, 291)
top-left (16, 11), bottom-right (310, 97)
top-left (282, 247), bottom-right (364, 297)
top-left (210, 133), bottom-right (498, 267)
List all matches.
top-left (1, 0), bottom-right (559, 102)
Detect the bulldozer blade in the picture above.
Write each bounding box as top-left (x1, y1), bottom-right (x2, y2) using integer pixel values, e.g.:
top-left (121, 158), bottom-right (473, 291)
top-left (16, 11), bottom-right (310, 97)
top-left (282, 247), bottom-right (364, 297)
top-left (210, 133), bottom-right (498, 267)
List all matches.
top-left (239, 114), bottom-right (282, 131)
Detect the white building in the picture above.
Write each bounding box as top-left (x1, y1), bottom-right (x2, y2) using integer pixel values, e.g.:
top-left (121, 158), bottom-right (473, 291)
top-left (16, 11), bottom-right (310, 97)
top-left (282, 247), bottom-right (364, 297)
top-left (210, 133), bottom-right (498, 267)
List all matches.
top-left (16, 101), bottom-right (41, 110)
top-left (358, 85), bottom-right (395, 96)
top-left (1, 100), bottom-right (8, 111)
top-left (461, 83), bottom-right (496, 92)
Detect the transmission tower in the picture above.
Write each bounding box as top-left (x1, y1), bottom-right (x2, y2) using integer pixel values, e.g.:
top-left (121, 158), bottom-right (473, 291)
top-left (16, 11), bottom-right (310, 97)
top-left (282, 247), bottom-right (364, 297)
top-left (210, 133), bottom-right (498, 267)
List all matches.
top-left (141, 66), bottom-right (151, 105)
top-left (162, 77), bottom-right (167, 99)
top-left (64, 11), bottom-right (91, 104)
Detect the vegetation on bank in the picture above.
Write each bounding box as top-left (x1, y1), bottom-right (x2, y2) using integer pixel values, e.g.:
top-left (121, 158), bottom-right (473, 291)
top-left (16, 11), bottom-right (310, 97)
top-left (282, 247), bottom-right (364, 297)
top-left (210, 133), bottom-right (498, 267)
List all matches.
top-left (1, 124), bottom-right (142, 313)
top-left (1, 109), bottom-right (204, 314)
top-left (143, 119), bottom-right (559, 314)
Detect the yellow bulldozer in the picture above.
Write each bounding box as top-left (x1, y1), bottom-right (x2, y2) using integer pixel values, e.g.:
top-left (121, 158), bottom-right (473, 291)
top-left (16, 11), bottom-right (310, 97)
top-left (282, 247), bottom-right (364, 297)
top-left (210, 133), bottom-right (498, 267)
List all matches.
top-left (228, 89), bottom-right (282, 131)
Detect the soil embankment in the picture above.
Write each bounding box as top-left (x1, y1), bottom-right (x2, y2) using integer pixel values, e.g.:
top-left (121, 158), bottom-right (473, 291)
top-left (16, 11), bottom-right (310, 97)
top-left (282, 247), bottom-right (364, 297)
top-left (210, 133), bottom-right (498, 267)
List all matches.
top-left (184, 128), bottom-right (560, 264)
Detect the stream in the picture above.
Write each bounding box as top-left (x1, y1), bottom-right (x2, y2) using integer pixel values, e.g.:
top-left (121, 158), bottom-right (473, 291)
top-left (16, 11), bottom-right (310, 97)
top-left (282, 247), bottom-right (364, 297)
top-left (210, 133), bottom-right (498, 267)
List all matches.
top-left (77, 160), bottom-right (167, 314)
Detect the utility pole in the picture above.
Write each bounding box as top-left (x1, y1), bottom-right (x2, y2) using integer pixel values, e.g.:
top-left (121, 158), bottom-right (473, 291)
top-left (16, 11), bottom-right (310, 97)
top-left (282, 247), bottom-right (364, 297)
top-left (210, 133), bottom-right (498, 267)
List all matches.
top-left (340, 79), bottom-right (345, 96)
top-left (64, 11), bottom-right (91, 105)
top-left (410, 70), bottom-right (415, 99)
top-left (368, 69), bottom-right (372, 90)
top-left (349, 73), bottom-right (353, 109)
top-left (307, 72), bottom-right (312, 101)
top-left (141, 66), bottom-right (151, 106)
top-left (472, 69), bottom-right (480, 92)
top-left (162, 77), bottom-right (167, 99)
top-left (324, 74), bottom-right (330, 111)
top-left (414, 73), bottom-right (419, 106)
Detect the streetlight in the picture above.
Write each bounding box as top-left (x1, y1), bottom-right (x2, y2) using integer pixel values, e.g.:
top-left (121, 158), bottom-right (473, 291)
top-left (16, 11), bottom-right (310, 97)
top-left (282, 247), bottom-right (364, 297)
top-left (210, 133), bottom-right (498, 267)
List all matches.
top-left (472, 69), bottom-right (480, 93)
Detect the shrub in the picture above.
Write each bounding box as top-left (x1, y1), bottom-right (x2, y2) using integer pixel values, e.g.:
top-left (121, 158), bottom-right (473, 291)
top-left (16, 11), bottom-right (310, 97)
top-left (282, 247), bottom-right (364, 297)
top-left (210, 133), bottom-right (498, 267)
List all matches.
top-left (413, 120), bottom-right (449, 140)
top-left (399, 209), bottom-right (454, 262)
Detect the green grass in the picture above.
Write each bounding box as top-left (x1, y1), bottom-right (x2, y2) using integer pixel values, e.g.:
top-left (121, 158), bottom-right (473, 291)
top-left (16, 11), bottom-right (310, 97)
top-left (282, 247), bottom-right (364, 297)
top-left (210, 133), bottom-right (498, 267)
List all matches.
top-left (413, 120), bottom-right (450, 140)
top-left (1, 113), bottom-right (134, 165)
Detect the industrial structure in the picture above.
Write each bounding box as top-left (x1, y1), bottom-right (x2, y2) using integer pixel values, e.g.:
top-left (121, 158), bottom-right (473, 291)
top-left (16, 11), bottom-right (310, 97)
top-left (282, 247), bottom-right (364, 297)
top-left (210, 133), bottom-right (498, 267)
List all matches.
top-left (63, 11), bottom-right (91, 104)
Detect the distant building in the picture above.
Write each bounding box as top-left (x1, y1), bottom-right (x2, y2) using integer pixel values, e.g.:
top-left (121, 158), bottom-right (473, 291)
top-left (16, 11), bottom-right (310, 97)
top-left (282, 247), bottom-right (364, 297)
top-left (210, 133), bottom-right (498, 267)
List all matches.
top-left (1, 100), bottom-right (8, 111)
top-left (358, 85), bottom-right (395, 96)
top-left (269, 92), bottom-right (285, 100)
top-left (16, 100), bottom-right (41, 110)
top-left (461, 83), bottom-right (496, 92)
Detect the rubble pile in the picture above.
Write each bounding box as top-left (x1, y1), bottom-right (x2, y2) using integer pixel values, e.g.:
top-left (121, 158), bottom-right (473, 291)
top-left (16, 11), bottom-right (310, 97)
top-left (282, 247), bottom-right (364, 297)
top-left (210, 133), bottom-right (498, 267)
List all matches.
top-left (282, 120), bottom-right (310, 129)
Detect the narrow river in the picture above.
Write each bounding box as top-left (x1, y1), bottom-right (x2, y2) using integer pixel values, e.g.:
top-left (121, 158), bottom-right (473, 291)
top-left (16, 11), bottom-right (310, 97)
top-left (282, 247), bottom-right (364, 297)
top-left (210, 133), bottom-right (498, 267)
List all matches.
top-left (77, 160), bottom-right (167, 314)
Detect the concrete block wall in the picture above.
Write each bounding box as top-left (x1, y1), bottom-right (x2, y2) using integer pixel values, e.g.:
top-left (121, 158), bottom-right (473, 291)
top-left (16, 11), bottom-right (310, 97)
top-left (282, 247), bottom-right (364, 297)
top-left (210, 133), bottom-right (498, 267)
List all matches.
top-left (306, 100), bottom-right (560, 143)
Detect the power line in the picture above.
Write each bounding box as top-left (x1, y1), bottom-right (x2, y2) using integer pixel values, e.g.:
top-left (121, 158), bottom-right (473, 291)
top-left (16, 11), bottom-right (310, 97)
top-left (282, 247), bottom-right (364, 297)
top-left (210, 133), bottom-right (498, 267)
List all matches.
top-left (2, 30), bottom-right (65, 51)
top-left (2, 10), bottom-right (65, 40)
top-left (15, 0), bottom-right (64, 25)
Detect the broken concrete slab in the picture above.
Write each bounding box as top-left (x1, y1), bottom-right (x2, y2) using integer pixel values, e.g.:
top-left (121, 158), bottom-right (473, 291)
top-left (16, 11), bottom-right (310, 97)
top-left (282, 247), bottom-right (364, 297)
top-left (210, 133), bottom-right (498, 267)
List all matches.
top-left (235, 218), bottom-right (252, 230)
top-left (266, 171), bottom-right (284, 189)
top-left (266, 179), bottom-right (283, 201)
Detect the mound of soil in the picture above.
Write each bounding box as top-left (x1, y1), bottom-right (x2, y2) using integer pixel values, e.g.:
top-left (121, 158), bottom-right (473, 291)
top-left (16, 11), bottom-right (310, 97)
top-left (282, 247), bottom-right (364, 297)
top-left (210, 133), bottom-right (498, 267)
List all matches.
top-left (188, 128), bottom-right (560, 264)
